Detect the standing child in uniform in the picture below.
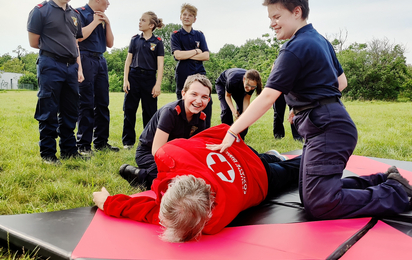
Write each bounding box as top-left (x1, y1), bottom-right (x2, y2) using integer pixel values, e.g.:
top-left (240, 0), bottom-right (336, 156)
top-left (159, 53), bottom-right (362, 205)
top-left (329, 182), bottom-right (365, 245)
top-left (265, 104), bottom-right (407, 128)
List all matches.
top-left (119, 74), bottom-right (212, 189)
top-left (171, 3), bottom-right (212, 128)
top-left (76, 0), bottom-right (119, 154)
top-left (122, 11), bottom-right (165, 149)
top-left (208, 0), bottom-right (412, 220)
top-left (215, 68), bottom-right (262, 140)
top-left (27, 0), bottom-right (84, 164)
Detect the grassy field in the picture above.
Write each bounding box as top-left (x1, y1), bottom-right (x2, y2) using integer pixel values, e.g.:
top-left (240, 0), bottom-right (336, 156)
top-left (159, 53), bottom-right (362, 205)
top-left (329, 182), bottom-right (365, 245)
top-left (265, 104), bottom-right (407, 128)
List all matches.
top-left (0, 90), bottom-right (411, 258)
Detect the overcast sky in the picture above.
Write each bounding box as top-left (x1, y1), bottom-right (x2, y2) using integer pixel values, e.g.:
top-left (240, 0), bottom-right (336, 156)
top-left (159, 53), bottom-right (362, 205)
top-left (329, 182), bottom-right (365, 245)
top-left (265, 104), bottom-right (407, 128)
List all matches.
top-left (1, 0), bottom-right (412, 64)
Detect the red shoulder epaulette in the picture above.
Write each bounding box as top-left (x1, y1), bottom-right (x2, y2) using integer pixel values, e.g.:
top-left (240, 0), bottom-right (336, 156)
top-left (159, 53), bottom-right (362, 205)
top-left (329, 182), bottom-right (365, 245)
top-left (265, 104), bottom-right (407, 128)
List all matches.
top-left (37, 3), bottom-right (43, 8)
top-left (174, 105), bottom-right (181, 115)
top-left (157, 37), bottom-right (162, 41)
top-left (173, 30), bottom-right (178, 34)
top-left (81, 6), bottom-right (86, 10)
top-left (200, 112), bottom-right (206, 121)
top-left (74, 9), bottom-right (79, 13)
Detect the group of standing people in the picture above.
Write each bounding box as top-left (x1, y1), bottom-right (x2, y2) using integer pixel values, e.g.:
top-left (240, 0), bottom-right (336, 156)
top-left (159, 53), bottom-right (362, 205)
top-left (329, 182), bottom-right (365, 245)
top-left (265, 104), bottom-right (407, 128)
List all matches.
top-left (28, 0), bottom-right (119, 164)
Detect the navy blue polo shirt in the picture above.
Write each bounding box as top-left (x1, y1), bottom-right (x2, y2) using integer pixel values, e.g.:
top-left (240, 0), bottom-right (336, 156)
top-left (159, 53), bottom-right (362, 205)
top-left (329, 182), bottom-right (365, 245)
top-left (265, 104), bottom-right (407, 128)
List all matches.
top-left (265, 24), bottom-right (343, 107)
top-left (128, 34), bottom-right (165, 71)
top-left (138, 100), bottom-right (206, 149)
top-left (219, 68), bottom-right (254, 96)
top-left (27, 0), bottom-right (83, 58)
top-left (171, 27), bottom-right (209, 74)
top-left (76, 4), bottom-right (106, 54)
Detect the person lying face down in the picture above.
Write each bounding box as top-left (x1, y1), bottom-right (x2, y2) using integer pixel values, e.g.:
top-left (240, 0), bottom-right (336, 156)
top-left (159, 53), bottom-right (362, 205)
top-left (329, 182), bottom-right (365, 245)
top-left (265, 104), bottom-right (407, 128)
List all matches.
top-left (93, 124), bottom-right (301, 242)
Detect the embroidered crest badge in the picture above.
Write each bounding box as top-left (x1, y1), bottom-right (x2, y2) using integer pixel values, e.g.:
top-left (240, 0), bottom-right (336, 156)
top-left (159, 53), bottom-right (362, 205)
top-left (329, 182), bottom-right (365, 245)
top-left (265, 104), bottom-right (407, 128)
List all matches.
top-left (71, 17), bottom-right (78, 26)
top-left (190, 126), bottom-right (198, 136)
top-left (150, 43), bottom-right (157, 51)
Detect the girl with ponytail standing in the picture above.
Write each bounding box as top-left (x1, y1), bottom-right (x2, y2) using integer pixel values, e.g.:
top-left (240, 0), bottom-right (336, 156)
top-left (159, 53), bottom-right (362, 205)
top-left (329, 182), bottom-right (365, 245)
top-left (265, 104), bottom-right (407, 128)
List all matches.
top-left (122, 11), bottom-right (165, 149)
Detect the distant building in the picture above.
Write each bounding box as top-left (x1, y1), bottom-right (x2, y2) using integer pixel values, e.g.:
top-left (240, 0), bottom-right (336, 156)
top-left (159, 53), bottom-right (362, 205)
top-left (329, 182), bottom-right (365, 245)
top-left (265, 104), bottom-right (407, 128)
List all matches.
top-left (0, 71), bottom-right (24, 90)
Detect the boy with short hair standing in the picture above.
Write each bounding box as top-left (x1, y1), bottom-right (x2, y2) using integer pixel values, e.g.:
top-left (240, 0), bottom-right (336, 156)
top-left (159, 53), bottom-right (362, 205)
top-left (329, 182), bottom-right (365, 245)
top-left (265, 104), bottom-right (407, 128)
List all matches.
top-left (76, 0), bottom-right (119, 154)
top-left (27, 0), bottom-right (84, 164)
top-left (171, 3), bottom-right (212, 128)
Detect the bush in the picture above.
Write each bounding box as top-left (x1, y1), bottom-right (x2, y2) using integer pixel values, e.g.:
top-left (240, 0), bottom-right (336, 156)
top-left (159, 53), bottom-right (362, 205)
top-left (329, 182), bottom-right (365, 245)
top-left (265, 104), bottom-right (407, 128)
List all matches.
top-left (18, 72), bottom-right (38, 90)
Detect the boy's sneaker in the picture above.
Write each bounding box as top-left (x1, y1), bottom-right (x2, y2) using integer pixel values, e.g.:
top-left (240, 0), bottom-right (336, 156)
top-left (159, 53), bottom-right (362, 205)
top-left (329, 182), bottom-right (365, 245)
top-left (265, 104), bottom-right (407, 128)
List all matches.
top-left (79, 148), bottom-right (94, 156)
top-left (119, 164), bottom-right (141, 186)
top-left (61, 152), bottom-right (90, 160)
top-left (265, 150), bottom-right (287, 161)
top-left (42, 156), bottom-right (61, 165)
top-left (95, 144), bottom-right (120, 152)
top-left (123, 145), bottom-right (134, 150)
top-left (388, 172), bottom-right (412, 197)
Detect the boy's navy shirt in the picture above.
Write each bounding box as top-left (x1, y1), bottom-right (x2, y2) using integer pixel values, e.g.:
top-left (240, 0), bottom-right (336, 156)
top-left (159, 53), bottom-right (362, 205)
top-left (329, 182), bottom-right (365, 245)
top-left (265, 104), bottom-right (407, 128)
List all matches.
top-left (171, 28), bottom-right (209, 74)
top-left (265, 24), bottom-right (343, 107)
top-left (27, 0), bottom-right (83, 58)
top-left (128, 34), bottom-right (164, 71)
top-left (138, 100), bottom-right (206, 149)
top-left (76, 4), bottom-right (106, 54)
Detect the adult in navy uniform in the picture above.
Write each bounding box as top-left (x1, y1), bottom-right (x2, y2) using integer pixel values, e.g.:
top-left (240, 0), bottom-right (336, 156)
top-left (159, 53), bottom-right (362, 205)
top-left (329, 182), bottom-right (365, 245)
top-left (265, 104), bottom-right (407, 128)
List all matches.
top-left (76, 0), bottom-right (118, 154)
top-left (119, 74), bottom-right (211, 189)
top-left (122, 12), bottom-right (165, 149)
top-left (215, 68), bottom-right (262, 140)
top-left (171, 3), bottom-right (212, 128)
top-left (27, 0), bottom-right (84, 164)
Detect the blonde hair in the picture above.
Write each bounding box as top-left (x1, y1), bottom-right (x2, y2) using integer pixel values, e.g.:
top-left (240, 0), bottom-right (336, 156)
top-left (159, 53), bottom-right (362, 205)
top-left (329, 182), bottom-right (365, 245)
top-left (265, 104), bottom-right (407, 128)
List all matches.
top-left (183, 74), bottom-right (212, 95)
top-left (143, 11), bottom-right (164, 31)
top-left (159, 175), bottom-right (214, 243)
top-left (180, 3), bottom-right (198, 17)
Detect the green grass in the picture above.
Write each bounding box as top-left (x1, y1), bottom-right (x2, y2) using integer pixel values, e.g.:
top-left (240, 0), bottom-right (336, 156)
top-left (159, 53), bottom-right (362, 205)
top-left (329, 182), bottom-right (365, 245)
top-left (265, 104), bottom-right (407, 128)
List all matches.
top-left (0, 90), bottom-right (411, 258)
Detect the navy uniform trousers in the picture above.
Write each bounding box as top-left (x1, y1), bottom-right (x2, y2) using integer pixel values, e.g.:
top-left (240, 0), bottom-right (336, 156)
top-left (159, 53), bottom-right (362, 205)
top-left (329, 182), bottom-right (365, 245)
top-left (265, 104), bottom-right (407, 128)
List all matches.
top-left (122, 68), bottom-right (157, 146)
top-left (215, 83), bottom-right (248, 140)
top-left (134, 145), bottom-right (157, 190)
top-left (77, 53), bottom-right (110, 150)
top-left (35, 55), bottom-right (79, 158)
top-left (273, 94), bottom-right (302, 140)
top-left (293, 101), bottom-right (409, 219)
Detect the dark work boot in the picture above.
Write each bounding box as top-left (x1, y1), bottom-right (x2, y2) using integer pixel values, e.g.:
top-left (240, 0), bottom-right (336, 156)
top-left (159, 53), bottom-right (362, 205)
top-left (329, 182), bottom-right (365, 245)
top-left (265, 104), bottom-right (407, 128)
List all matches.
top-left (119, 164), bottom-right (141, 187)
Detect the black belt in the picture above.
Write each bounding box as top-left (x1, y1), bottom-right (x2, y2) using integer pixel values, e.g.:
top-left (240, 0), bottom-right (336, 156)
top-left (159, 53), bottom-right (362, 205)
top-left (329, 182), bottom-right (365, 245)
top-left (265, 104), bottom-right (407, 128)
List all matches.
top-left (81, 50), bottom-right (103, 57)
top-left (41, 50), bottom-right (77, 65)
top-left (293, 96), bottom-right (340, 114)
top-left (131, 68), bottom-right (156, 74)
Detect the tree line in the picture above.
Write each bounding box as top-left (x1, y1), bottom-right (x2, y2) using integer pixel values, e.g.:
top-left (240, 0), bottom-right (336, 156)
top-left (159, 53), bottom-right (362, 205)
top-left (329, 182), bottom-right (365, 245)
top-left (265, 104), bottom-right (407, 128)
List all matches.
top-left (1, 24), bottom-right (411, 101)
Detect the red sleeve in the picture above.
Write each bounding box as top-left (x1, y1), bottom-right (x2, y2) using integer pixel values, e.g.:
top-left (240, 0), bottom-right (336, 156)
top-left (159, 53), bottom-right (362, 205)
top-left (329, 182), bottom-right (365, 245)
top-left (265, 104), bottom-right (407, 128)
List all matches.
top-left (103, 194), bottom-right (160, 225)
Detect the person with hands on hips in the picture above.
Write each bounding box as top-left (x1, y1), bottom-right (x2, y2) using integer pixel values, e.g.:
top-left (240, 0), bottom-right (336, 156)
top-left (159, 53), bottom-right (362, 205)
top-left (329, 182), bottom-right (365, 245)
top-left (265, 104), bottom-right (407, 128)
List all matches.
top-left (122, 11), bottom-right (165, 149)
top-left (207, 0), bottom-right (412, 220)
top-left (215, 68), bottom-right (262, 140)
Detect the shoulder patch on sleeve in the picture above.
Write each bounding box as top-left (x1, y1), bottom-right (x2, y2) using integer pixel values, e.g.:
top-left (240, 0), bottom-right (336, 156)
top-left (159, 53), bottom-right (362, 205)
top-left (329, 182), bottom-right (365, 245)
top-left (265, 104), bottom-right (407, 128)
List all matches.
top-left (81, 6), bottom-right (86, 10)
top-left (174, 105), bottom-right (181, 115)
top-left (74, 9), bottom-right (80, 13)
top-left (173, 30), bottom-right (178, 34)
top-left (37, 3), bottom-right (43, 8)
top-left (200, 112), bottom-right (206, 121)
top-left (157, 37), bottom-right (162, 41)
